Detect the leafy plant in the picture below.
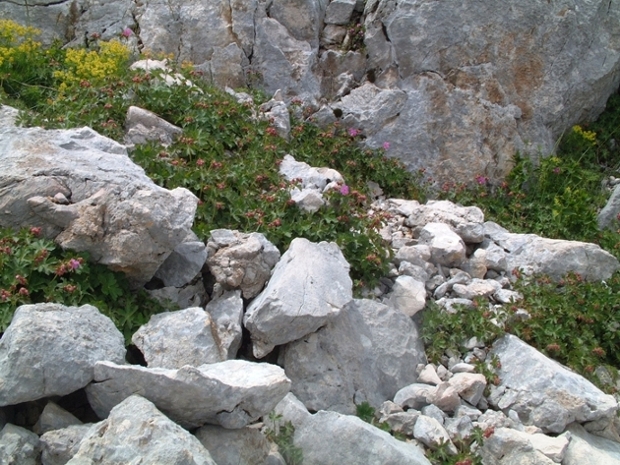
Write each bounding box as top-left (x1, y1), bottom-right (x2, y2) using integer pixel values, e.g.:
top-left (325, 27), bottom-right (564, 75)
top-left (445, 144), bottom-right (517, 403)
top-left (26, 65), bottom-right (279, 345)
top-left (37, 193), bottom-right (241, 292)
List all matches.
top-left (421, 299), bottom-right (506, 365)
top-left (0, 227), bottom-right (165, 342)
top-left (265, 412), bottom-right (303, 465)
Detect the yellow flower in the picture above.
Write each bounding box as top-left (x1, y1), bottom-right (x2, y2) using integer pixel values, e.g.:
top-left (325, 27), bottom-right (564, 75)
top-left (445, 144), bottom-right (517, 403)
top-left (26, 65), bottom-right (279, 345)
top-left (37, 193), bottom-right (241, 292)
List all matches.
top-left (572, 125), bottom-right (597, 144)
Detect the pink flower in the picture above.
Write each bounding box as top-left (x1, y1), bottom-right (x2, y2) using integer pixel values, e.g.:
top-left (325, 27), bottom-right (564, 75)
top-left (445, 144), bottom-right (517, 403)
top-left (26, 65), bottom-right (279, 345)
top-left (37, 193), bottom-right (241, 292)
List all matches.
top-left (340, 184), bottom-right (350, 195)
top-left (348, 128), bottom-right (360, 137)
top-left (475, 175), bottom-right (488, 186)
top-left (552, 167), bottom-right (561, 174)
top-left (69, 258), bottom-right (81, 270)
top-left (121, 27), bottom-right (133, 38)
top-left (382, 141), bottom-right (390, 150)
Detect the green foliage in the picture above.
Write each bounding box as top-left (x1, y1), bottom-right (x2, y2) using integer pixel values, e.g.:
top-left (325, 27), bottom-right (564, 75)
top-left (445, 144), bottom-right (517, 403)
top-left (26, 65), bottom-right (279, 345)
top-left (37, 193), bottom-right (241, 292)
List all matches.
top-left (506, 272), bottom-right (620, 391)
top-left (0, 227), bottom-right (165, 342)
top-left (425, 426), bottom-right (488, 465)
top-left (265, 412), bottom-right (303, 465)
top-left (7, 37), bottom-right (425, 291)
top-left (421, 299), bottom-right (506, 365)
top-left (355, 401), bottom-right (391, 434)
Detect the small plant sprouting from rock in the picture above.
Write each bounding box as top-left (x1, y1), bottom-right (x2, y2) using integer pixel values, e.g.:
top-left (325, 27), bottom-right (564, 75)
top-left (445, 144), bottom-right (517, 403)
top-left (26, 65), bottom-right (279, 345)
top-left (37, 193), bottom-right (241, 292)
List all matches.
top-left (264, 412), bottom-right (303, 465)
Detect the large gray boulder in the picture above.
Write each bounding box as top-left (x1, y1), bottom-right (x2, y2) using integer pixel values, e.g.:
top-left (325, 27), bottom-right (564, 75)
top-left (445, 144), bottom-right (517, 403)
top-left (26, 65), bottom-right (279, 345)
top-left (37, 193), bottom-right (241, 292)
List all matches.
top-left (244, 237), bottom-right (353, 358)
top-left (40, 424), bottom-right (92, 465)
top-left (294, 410), bottom-right (431, 465)
top-left (86, 360), bottom-right (291, 429)
top-left (488, 334), bottom-right (618, 434)
top-left (483, 222), bottom-right (620, 280)
top-left (204, 290), bottom-right (245, 360)
top-left (281, 299), bottom-right (426, 414)
top-left (66, 395), bottom-right (216, 465)
top-left (0, 303), bottom-right (126, 406)
top-left (0, 123), bottom-right (197, 287)
top-left (598, 184), bottom-right (620, 231)
top-left (359, 0), bottom-right (620, 183)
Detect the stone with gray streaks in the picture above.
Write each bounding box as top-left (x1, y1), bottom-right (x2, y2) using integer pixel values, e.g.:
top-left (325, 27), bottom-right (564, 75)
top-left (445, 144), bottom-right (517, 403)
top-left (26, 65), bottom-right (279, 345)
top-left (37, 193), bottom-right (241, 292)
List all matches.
top-left (86, 360), bottom-right (290, 429)
top-left (418, 222), bottom-right (467, 267)
top-left (124, 105), bottom-right (182, 148)
top-left (33, 402), bottom-right (82, 435)
top-left (0, 303), bottom-right (125, 406)
top-left (67, 395), bottom-right (216, 465)
top-left (563, 423), bottom-right (620, 465)
top-left (244, 237), bottom-right (352, 358)
top-left (384, 275), bottom-right (427, 317)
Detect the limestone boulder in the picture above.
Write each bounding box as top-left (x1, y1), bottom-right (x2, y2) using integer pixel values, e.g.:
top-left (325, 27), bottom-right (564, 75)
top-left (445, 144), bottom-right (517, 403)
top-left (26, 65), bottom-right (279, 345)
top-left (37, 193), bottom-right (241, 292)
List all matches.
top-left (67, 395), bottom-right (216, 465)
top-left (0, 303), bottom-right (125, 406)
top-left (484, 222), bottom-right (620, 281)
top-left (153, 239), bottom-right (208, 288)
top-left (294, 410), bottom-right (431, 465)
top-left (204, 290), bottom-right (244, 360)
top-left (598, 184), bottom-right (620, 231)
top-left (86, 360), bottom-right (290, 429)
top-left (244, 237), bottom-right (352, 358)
top-left (281, 299), bottom-right (426, 414)
top-left (488, 334), bottom-right (618, 434)
top-left (132, 307), bottom-right (225, 369)
top-left (418, 222), bottom-right (467, 267)
top-left (0, 124), bottom-right (197, 287)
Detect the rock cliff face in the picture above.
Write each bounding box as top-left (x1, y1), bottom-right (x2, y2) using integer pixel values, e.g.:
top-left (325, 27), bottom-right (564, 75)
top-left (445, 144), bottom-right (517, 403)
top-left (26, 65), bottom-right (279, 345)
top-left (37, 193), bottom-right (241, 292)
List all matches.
top-left (2, 0), bottom-right (619, 183)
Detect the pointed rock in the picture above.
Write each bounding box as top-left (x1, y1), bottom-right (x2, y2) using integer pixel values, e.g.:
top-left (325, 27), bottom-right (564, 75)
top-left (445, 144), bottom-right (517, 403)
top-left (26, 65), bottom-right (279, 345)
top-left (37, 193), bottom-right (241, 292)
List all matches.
top-left (66, 395), bottom-right (216, 464)
top-left (244, 238), bottom-right (352, 358)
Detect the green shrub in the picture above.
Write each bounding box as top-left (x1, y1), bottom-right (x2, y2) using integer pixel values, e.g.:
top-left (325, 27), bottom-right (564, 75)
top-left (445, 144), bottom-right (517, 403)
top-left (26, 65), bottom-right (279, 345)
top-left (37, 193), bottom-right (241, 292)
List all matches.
top-left (0, 227), bottom-right (164, 342)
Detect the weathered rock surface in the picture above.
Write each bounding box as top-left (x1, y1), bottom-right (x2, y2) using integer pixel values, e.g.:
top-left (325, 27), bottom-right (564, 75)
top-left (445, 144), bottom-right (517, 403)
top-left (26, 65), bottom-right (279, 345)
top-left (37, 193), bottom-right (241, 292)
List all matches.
top-left (599, 184), bottom-right (620, 231)
top-left (153, 240), bottom-right (208, 288)
top-left (488, 334), bottom-right (618, 433)
top-left (86, 360), bottom-right (290, 429)
top-left (0, 123), bottom-right (198, 287)
top-left (0, 424), bottom-right (41, 465)
top-left (195, 425), bottom-right (271, 465)
top-left (124, 105), bottom-right (182, 148)
top-left (67, 395), bottom-right (216, 465)
top-left (206, 229), bottom-right (281, 299)
top-left (33, 402), bottom-right (82, 435)
top-left (281, 299), bottom-right (426, 414)
top-left (244, 237), bottom-right (352, 358)
top-left (204, 290), bottom-right (244, 360)
top-left (563, 423), bottom-right (620, 465)
top-left (0, 303), bottom-right (125, 406)
top-left (40, 424), bottom-right (92, 465)
top-left (484, 222), bottom-right (620, 280)
top-left (294, 410), bottom-right (431, 465)
top-left (132, 307), bottom-right (225, 368)
top-left (4, 0), bottom-right (620, 182)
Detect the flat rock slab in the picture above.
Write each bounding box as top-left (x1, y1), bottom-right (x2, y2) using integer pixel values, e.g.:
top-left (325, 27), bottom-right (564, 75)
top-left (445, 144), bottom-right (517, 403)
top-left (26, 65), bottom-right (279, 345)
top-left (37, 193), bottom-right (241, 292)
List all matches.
top-left (484, 222), bottom-right (620, 281)
top-left (0, 124), bottom-right (197, 287)
top-left (281, 299), bottom-right (426, 414)
top-left (86, 360), bottom-right (290, 429)
top-left (244, 237), bottom-right (352, 358)
top-left (488, 334), bottom-right (618, 433)
top-left (294, 410), bottom-right (431, 465)
top-left (0, 303), bottom-right (125, 406)
top-left (195, 425), bottom-right (271, 465)
top-left (66, 395), bottom-right (216, 465)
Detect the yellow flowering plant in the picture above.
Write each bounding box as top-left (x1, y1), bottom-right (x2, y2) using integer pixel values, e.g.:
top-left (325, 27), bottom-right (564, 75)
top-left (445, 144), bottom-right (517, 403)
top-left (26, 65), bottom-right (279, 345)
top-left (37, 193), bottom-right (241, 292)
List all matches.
top-left (54, 40), bottom-right (130, 94)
